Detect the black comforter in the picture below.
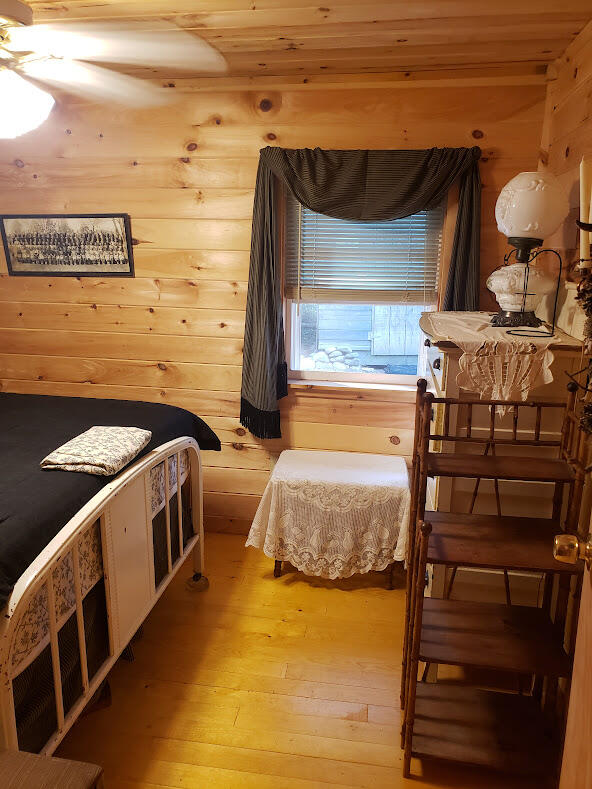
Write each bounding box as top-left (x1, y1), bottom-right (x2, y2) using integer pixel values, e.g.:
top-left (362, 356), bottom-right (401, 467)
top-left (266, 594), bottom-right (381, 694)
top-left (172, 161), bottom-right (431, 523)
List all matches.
top-left (0, 393), bottom-right (220, 607)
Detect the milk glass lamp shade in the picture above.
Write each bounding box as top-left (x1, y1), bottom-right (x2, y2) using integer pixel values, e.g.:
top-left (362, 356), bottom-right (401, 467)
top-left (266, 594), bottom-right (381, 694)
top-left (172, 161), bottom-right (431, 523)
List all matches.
top-left (495, 171), bottom-right (569, 243)
top-left (0, 70), bottom-right (55, 138)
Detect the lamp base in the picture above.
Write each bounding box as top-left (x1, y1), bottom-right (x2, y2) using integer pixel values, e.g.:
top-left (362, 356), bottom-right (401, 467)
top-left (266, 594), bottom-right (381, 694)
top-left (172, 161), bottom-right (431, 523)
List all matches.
top-left (490, 310), bottom-right (543, 328)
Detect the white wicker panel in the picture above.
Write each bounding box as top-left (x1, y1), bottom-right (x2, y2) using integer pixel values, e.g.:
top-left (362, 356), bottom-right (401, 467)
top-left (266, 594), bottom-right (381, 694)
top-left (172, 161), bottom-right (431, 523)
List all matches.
top-left (150, 450), bottom-right (189, 517)
top-left (10, 583), bottom-right (49, 672)
top-left (78, 520), bottom-right (103, 596)
top-left (52, 552), bottom-right (76, 622)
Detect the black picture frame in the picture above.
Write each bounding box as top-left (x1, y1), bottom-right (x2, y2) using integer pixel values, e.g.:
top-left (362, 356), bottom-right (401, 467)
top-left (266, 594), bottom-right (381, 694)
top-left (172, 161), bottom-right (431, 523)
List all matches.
top-left (0, 213), bottom-right (135, 277)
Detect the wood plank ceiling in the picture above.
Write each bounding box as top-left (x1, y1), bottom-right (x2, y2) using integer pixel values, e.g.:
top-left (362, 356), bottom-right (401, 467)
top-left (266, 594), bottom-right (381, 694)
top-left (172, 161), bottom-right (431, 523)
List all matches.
top-left (28, 1), bottom-right (592, 78)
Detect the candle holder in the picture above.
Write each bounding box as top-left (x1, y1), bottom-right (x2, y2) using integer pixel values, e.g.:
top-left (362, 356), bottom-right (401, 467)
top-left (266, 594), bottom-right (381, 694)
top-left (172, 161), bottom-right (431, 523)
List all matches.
top-left (576, 219), bottom-right (592, 269)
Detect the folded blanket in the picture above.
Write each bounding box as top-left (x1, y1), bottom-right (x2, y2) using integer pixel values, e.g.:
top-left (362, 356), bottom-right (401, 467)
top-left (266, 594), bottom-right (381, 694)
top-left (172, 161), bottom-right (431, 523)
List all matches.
top-left (41, 425), bottom-right (152, 476)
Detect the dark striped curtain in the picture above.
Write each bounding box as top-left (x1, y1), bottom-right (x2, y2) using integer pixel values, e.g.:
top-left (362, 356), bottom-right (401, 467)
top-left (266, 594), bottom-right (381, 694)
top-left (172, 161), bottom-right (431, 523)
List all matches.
top-left (241, 146), bottom-right (481, 439)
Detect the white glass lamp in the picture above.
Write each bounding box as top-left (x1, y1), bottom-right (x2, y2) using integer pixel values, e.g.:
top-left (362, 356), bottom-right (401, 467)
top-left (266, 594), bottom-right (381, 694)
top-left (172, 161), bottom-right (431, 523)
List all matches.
top-left (0, 69), bottom-right (55, 138)
top-left (487, 171), bottom-right (569, 328)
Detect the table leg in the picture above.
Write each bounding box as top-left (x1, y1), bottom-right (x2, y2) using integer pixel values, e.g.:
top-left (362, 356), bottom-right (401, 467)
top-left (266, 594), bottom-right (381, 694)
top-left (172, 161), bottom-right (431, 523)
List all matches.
top-left (389, 561), bottom-right (405, 590)
top-left (274, 560), bottom-right (282, 577)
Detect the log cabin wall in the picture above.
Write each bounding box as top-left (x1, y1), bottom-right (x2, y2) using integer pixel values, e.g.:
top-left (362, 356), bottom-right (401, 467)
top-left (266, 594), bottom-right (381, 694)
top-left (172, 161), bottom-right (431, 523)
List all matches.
top-left (0, 70), bottom-right (547, 534)
top-left (540, 21), bottom-right (592, 339)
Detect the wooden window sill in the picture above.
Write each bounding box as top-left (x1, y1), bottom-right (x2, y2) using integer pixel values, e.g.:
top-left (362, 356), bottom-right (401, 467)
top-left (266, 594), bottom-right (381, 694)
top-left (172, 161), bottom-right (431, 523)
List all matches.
top-left (287, 378), bottom-right (416, 402)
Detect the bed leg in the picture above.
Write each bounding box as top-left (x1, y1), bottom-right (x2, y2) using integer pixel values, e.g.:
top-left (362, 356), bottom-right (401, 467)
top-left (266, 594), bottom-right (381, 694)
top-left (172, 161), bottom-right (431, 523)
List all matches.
top-left (187, 571), bottom-right (209, 591)
top-left (186, 537), bottom-right (209, 591)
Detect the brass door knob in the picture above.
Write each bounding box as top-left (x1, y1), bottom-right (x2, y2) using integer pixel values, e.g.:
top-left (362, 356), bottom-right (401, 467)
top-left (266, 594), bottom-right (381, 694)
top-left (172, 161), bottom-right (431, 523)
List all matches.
top-left (554, 534), bottom-right (592, 569)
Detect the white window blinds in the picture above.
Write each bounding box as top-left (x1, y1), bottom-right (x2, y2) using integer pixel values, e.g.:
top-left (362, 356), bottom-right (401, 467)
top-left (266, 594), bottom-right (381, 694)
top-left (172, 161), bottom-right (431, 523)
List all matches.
top-left (285, 194), bottom-right (444, 305)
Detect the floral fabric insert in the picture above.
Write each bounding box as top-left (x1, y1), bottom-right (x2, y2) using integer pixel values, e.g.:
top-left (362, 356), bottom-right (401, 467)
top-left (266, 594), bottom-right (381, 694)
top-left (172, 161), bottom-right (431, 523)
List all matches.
top-left (40, 425), bottom-right (152, 476)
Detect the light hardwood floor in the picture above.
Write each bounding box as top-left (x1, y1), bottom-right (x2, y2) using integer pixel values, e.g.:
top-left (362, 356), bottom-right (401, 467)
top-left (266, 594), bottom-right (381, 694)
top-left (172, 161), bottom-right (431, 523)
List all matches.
top-left (57, 533), bottom-right (539, 788)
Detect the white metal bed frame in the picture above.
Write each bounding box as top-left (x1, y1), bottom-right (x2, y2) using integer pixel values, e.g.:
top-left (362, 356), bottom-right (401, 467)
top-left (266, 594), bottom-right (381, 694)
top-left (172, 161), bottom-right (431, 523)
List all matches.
top-left (0, 436), bottom-right (205, 755)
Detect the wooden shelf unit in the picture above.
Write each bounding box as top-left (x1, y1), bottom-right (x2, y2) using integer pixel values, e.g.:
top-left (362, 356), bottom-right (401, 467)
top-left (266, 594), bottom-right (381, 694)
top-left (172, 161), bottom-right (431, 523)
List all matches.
top-left (400, 380), bottom-right (588, 782)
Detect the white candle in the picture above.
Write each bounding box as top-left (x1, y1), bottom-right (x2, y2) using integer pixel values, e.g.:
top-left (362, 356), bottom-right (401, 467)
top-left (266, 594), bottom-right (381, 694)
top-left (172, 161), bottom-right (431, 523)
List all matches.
top-left (580, 156), bottom-right (591, 268)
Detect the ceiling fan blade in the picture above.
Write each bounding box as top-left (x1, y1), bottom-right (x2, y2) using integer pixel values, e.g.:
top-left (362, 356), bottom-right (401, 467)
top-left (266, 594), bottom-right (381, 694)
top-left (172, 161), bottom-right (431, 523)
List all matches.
top-left (5, 21), bottom-right (227, 73)
top-left (20, 59), bottom-right (174, 107)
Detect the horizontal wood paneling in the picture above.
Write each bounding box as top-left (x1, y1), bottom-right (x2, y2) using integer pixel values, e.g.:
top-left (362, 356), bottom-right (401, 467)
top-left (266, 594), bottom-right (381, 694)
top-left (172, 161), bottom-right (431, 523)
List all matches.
top-left (0, 157), bottom-right (259, 190)
top-left (0, 70), bottom-right (546, 530)
top-left (541, 22), bottom-right (592, 266)
top-left (0, 276), bottom-right (248, 310)
top-left (0, 378), bottom-right (242, 417)
top-left (202, 467), bottom-right (270, 496)
top-left (0, 188), bottom-right (255, 220)
top-left (0, 302), bottom-right (246, 338)
top-left (0, 328), bottom-right (244, 365)
top-left (0, 353), bottom-right (242, 391)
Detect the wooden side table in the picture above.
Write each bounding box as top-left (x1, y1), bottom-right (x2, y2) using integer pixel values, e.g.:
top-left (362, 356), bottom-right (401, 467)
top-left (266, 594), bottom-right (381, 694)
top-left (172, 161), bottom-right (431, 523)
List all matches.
top-left (246, 449), bottom-right (411, 587)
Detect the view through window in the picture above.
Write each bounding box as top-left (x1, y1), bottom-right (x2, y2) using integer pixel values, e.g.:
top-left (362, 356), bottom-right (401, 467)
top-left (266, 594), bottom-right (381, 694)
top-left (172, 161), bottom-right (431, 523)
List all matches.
top-left (285, 197), bottom-right (444, 379)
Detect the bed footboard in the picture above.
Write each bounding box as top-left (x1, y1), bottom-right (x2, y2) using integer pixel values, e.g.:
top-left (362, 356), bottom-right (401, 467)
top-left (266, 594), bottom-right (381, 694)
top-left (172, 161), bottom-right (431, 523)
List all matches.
top-left (0, 437), bottom-right (204, 755)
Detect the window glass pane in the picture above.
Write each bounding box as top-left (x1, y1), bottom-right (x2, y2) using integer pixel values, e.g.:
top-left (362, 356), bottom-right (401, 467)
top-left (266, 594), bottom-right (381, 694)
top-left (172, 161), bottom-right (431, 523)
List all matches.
top-left (294, 302), bottom-right (430, 376)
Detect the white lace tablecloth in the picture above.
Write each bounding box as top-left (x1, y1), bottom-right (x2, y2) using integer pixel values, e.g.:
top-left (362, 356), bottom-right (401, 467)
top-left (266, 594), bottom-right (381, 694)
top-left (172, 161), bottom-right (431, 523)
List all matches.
top-left (420, 311), bottom-right (557, 403)
top-left (246, 450), bottom-right (410, 579)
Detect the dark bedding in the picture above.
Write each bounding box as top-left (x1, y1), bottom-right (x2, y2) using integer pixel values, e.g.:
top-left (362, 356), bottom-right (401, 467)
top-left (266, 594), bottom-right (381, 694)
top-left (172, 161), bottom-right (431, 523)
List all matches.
top-left (0, 393), bottom-right (220, 608)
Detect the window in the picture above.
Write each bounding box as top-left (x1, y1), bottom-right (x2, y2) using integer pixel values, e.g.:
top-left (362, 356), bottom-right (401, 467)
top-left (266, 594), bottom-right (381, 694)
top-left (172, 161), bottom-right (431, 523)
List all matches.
top-left (284, 195), bottom-right (445, 383)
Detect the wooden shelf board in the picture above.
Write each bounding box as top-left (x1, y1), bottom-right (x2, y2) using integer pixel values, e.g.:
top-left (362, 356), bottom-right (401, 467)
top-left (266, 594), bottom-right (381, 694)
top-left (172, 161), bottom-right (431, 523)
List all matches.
top-left (412, 683), bottom-right (559, 780)
top-left (425, 511), bottom-right (583, 574)
top-left (419, 598), bottom-right (571, 677)
top-left (427, 453), bottom-right (574, 483)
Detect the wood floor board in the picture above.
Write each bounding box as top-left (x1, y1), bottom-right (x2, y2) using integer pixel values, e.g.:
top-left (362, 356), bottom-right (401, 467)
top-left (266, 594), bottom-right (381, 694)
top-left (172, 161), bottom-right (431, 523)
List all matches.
top-left (56, 533), bottom-right (534, 787)
top-left (141, 613), bottom-right (400, 654)
top-left (110, 665), bottom-right (398, 708)
top-left (96, 673), bottom-right (373, 723)
top-left (368, 705), bottom-right (399, 726)
top-left (90, 734), bottom-right (399, 788)
top-left (285, 662), bottom-right (399, 692)
top-left (156, 594), bottom-right (397, 629)
top-left (233, 706), bottom-right (399, 747)
top-left (130, 632), bottom-right (398, 682)
top-left (106, 759), bottom-right (358, 789)
top-left (107, 781), bottom-right (170, 789)
top-left (64, 693), bottom-right (398, 769)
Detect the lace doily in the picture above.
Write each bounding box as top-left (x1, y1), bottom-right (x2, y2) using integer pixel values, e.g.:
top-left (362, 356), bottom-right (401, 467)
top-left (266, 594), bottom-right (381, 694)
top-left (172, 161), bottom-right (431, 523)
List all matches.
top-left (456, 338), bottom-right (554, 405)
top-left (421, 312), bottom-right (557, 407)
top-left (246, 450), bottom-right (410, 579)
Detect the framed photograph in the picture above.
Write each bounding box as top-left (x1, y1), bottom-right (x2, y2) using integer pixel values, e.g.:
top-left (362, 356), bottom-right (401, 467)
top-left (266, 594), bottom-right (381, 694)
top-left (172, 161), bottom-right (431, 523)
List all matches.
top-left (0, 213), bottom-right (134, 277)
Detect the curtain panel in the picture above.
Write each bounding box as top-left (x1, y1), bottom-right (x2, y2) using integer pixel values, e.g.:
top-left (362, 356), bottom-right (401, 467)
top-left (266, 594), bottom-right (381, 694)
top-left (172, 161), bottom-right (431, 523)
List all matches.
top-left (240, 145), bottom-right (482, 439)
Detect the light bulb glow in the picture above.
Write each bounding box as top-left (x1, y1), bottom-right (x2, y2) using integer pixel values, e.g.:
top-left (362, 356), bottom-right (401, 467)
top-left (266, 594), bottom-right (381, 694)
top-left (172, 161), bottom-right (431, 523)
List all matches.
top-left (0, 69), bottom-right (54, 138)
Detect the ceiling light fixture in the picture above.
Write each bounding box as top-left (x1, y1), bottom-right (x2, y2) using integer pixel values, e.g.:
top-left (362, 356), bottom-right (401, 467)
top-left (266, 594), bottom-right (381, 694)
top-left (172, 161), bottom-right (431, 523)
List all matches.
top-left (0, 68), bottom-right (55, 138)
top-left (0, 0), bottom-right (55, 138)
